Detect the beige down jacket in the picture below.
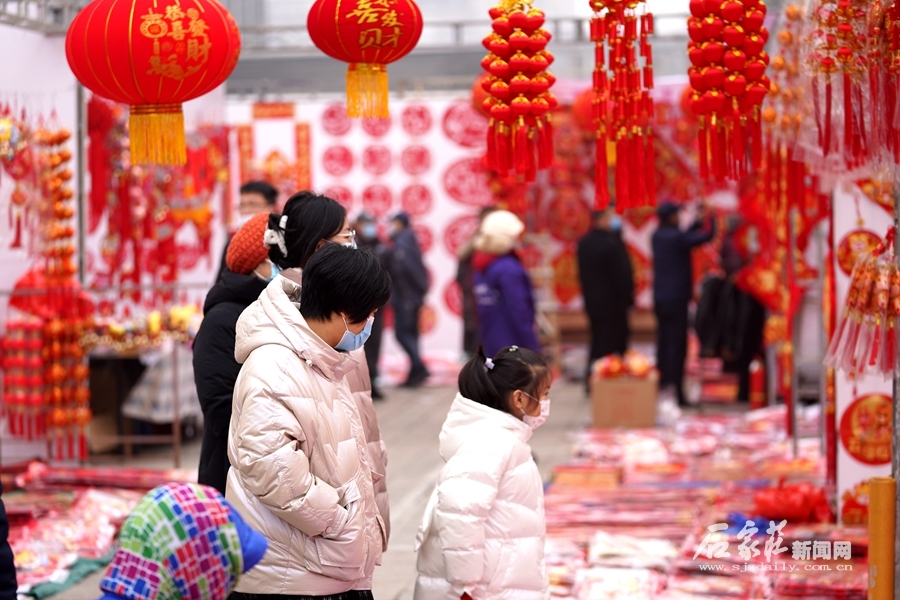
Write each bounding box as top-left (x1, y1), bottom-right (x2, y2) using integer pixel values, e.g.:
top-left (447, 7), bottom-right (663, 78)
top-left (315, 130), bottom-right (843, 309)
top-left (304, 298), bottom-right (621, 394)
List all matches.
top-left (414, 394), bottom-right (549, 600)
top-left (226, 275), bottom-right (388, 595)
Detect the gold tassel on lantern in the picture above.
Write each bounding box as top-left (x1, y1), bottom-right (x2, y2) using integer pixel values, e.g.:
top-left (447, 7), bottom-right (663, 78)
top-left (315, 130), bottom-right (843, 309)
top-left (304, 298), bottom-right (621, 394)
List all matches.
top-left (867, 477), bottom-right (895, 600)
top-left (129, 104), bottom-right (187, 166)
top-left (346, 63), bottom-right (389, 119)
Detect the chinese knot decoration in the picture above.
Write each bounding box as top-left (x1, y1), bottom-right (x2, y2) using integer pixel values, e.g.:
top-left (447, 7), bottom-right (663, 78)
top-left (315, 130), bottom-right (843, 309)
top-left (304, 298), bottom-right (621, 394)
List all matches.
top-left (479, 0), bottom-right (558, 182)
top-left (589, 0), bottom-right (655, 212)
top-left (308, 0), bottom-right (423, 119)
top-left (65, 0), bottom-right (241, 166)
top-left (687, 0), bottom-right (770, 181)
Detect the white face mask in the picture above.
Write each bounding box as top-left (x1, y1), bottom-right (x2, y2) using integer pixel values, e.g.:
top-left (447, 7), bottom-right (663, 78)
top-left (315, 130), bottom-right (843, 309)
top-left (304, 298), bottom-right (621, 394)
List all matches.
top-left (235, 213), bottom-right (254, 228)
top-left (521, 392), bottom-right (550, 429)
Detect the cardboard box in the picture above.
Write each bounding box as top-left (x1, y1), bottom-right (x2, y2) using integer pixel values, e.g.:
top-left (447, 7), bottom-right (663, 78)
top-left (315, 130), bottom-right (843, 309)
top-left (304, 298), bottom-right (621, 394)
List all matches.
top-left (590, 372), bottom-right (658, 428)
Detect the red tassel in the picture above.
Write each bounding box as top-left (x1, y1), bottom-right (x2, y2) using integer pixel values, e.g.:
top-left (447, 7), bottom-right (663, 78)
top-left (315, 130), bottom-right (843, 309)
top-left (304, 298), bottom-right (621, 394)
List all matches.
top-left (854, 84), bottom-right (866, 160)
top-left (487, 120), bottom-right (497, 171)
top-left (497, 126), bottom-right (510, 174)
top-left (751, 112), bottom-right (762, 170)
top-left (645, 130), bottom-right (656, 204)
top-left (544, 115), bottom-right (556, 167)
top-left (699, 120), bottom-right (709, 180)
top-left (595, 132), bottom-right (609, 210)
top-left (843, 72), bottom-right (852, 157)
top-left (710, 119), bottom-right (721, 181)
top-left (617, 135), bottom-right (629, 212)
top-left (526, 132), bottom-right (537, 180)
top-left (515, 119), bottom-right (529, 174)
top-left (536, 121), bottom-right (550, 170)
top-left (813, 76), bottom-right (822, 149)
top-left (824, 79), bottom-right (833, 156)
top-left (633, 132), bottom-right (647, 206)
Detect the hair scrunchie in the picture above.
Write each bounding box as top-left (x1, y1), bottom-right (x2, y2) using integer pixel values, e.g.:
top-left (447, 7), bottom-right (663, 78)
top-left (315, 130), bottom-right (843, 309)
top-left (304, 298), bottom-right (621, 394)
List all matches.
top-left (264, 214), bottom-right (288, 257)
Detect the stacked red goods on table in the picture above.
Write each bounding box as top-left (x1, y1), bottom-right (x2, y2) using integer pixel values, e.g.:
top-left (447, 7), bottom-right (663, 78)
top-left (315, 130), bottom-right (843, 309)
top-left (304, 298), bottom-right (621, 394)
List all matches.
top-left (2, 460), bottom-right (194, 595)
top-left (543, 409), bottom-right (867, 599)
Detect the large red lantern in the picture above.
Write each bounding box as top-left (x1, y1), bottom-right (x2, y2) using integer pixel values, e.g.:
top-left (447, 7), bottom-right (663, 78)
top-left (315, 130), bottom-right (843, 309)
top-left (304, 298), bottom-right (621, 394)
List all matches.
top-left (308, 0), bottom-right (423, 119)
top-left (65, 0), bottom-right (241, 166)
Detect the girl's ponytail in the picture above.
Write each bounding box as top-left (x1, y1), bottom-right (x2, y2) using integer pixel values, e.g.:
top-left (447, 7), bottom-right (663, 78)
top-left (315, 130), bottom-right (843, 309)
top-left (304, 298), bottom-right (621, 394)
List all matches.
top-left (459, 345), bottom-right (550, 414)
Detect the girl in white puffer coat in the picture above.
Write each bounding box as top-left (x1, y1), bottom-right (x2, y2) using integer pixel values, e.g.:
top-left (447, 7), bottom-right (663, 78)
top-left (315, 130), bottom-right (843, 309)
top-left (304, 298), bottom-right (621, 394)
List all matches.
top-left (414, 346), bottom-right (552, 600)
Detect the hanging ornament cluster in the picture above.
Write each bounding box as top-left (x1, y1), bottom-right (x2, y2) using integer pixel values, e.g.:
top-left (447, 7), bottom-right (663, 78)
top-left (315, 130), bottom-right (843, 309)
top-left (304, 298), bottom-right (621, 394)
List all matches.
top-left (589, 0), bottom-right (655, 212)
top-left (687, 0), bottom-right (771, 181)
top-left (65, 0), bottom-right (241, 166)
top-left (479, 0), bottom-right (558, 182)
top-left (308, 0), bottom-right (423, 119)
top-left (39, 128), bottom-right (93, 461)
top-left (825, 228), bottom-right (899, 380)
top-left (2, 320), bottom-right (45, 441)
top-left (763, 5), bottom-right (806, 146)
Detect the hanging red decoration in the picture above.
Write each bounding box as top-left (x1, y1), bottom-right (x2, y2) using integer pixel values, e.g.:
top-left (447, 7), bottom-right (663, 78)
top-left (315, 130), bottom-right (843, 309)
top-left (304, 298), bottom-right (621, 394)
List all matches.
top-left (589, 0), bottom-right (656, 212)
top-left (687, 0), bottom-right (770, 182)
top-left (65, 0), bottom-right (241, 166)
top-left (308, 0), bottom-right (423, 119)
top-left (480, 0), bottom-right (558, 182)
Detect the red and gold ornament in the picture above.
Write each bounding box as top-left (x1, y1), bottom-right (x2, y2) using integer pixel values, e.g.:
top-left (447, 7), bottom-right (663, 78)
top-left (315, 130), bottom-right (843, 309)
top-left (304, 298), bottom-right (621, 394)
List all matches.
top-left (687, 0), bottom-right (770, 181)
top-left (480, 0), bottom-right (557, 182)
top-left (590, 0), bottom-right (656, 211)
top-left (308, 0), bottom-right (423, 119)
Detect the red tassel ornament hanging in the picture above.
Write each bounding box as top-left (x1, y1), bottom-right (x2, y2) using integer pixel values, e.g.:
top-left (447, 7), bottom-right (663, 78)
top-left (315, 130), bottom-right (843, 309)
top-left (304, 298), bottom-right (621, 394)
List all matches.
top-left (481, 0), bottom-right (557, 181)
top-left (590, 0), bottom-right (655, 212)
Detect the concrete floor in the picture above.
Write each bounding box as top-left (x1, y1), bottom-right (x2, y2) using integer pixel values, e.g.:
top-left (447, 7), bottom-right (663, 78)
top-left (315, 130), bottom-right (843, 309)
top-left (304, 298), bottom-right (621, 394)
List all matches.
top-left (59, 380), bottom-right (593, 600)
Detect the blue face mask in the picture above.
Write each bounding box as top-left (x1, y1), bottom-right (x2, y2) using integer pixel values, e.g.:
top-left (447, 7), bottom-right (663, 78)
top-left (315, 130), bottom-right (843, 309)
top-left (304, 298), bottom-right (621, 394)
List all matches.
top-left (335, 315), bottom-right (374, 352)
top-left (256, 260), bottom-right (281, 283)
top-left (361, 223), bottom-right (378, 240)
top-left (610, 215), bottom-right (623, 231)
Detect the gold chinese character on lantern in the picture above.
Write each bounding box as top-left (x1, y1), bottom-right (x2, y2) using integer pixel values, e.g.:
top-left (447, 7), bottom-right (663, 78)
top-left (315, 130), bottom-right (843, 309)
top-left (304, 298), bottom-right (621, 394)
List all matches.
top-left (142, 0), bottom-right (211, 80)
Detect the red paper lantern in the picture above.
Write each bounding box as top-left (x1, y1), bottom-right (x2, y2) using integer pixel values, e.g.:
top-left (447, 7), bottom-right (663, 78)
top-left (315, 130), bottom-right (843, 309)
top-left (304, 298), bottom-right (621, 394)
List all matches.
top-left (308, 0), bottom-right (423, 119)
top-left (65, 0), bottom-right (241, 166)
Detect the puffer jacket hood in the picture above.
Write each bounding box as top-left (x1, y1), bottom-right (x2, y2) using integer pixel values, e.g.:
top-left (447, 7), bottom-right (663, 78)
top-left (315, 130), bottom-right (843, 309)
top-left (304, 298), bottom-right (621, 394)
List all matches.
top-left (227, 275), bottom-right (388, 596)
top-left (414, 394), bottom-right (548, 600)
top-left (234, 276), bottom-right (359, 381)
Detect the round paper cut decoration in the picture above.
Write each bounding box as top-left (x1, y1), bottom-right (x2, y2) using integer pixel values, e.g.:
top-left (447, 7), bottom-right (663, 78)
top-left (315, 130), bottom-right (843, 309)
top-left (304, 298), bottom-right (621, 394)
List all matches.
top-left (442, 101), bottom-right (488, 148)
top-left (839, 394), bottom-right (892, 466)
top-left (401, 104), bottom-right (433, 136)
top-left (443, 157), bottom-right (493, 207)
top-left (362, 185), bottom-right (393, 216)
top-left (323, 146), bottom-right (354, 176)
top-left (401, 145), bottom-right (431, 175)
top-left (412, 223), bottom-right (433, 253)
top-left (836, 229), bottom-right (881, 276)
top-left (362, 116), bottom-right (392, 137)
top-left (363, 145), bottom-right (392, 175)
top-left (324, 186), bottom-right (354, 211)
top-left (400, 184), bottom-right (433, 216)
top-left (322, 103), bottom-right (352, 136)
top-left (443, 214), bottom-right (480, 256)
top-left (443, 279), bottom-right (463, 317)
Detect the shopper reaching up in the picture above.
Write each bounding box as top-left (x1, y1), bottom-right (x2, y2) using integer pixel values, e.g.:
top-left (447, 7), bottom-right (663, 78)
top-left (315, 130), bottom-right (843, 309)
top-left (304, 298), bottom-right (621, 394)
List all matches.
top-left (414, 345), bottom-right (551, 600)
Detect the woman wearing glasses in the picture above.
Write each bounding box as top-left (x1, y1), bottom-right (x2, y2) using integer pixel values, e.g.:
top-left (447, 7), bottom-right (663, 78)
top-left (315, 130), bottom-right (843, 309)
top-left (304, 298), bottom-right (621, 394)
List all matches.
top-left (226, 191), bottom-right (391, 598)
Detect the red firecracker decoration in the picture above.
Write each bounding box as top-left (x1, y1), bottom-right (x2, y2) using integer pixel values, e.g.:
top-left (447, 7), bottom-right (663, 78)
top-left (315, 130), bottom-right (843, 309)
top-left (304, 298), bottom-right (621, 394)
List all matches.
top-left (687, 0), bottom-right (770, 181)
top-left (65, 0), bottom-right (241, 165)
top-left (308, 0), bottom-right (423, 119)
top-left (590, 0), bottom-right (656, 212)
top-left (480, 0), bottom-right (558, 182)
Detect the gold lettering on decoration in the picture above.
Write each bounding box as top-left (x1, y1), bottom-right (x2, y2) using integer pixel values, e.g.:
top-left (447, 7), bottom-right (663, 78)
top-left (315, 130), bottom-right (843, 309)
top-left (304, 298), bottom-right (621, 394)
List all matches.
top-left (346, 0), bottom-right (386, 25)
top-left (348, 0), bottom-right (404, 49)
top-left (380, 9), bottom-right (399, 27)
top-left (359, 28), bottom-right (383, 49)
top-left (381, 26), bottom-right (402, 47)
top-left (142, 0), bottom-right (211, 80)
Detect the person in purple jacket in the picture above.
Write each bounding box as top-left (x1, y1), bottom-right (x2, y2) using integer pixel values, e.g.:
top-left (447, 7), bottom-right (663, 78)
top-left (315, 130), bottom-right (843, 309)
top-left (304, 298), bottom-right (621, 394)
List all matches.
top-left (472, 210), bottom-right (541, 357)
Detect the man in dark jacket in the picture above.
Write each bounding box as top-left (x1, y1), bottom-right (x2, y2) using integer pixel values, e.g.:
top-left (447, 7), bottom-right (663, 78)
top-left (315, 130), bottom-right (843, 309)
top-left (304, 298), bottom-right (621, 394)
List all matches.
top-left (194, 213), bottom-right (272, 494)
top-left (577, 208), bottom-right (634, 384)
top-left (0, 480), bottom-right (16, 600)
top-left (356, 212), bottom-right (389, 399)
top-left (386, 212), bottom-right (430, 387)
top-left (651, 201), bottom-right (716, 406)
top-left (216, 181), bottom-right (278, 282)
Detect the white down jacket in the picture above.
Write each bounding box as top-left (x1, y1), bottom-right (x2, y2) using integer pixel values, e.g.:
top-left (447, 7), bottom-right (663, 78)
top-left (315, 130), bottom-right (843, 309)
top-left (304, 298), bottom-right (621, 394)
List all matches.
top-left (414, 394), bottom-right (549, 600)
top-left (226, 275), bottom-right (387, 595)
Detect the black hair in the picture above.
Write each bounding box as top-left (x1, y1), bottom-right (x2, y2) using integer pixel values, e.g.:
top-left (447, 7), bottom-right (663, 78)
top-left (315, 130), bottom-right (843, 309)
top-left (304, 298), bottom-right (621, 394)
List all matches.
top-left (299, 244), bottom-right (392, 324)
top-left (240, 181), bottom-right (278, 205)
top-left (458, 345), bottom-right (550, 415)
top-left (268, 191), bottom-right (346, 270)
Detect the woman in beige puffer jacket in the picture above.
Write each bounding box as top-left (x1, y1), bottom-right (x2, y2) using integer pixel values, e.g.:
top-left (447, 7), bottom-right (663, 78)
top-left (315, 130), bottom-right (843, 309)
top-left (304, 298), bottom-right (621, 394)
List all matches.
top-left (226, 204), bottom-right (391, 599)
